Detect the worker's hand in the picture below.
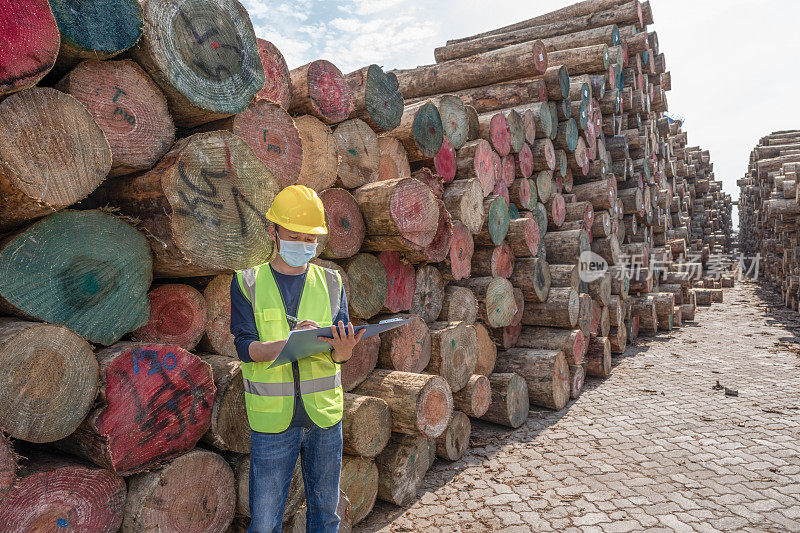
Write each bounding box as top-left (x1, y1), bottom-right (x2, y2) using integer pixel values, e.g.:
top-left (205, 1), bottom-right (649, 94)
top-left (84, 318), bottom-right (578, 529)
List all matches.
top-left (294, 320), bottom-right (320, 331)
top-left (319, 321), bottom-right (365, 363)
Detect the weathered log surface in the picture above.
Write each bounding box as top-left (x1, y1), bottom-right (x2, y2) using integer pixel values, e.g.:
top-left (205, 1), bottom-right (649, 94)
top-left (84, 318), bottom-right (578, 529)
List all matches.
top-left (0, 88), bottom-right (112, 231)
top-left (343, 393), bottom-right (392, 458)
top-left (123, 449), bottom-right (235, 532)
top-left (353, 370), bottom-right (453, 439)
top-left (479, 373), bottom-right (529, 428)
top-left (0, 450), bottom-right (127, 533)
top-left (0, 319), bottom-right (98, 443)
top-left (131, 0), bottom-right (265, 127)
top-left (436, 411), bottom-right (471, 461)
top-left (103, 131), bottom-right (279, 277)
top-left (494, 349), bottom-right (570, 410)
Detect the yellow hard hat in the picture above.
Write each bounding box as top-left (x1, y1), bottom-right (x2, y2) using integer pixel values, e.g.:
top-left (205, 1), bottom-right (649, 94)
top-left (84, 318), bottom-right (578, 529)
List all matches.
top-left (266, 185), bottom-right (328, 235)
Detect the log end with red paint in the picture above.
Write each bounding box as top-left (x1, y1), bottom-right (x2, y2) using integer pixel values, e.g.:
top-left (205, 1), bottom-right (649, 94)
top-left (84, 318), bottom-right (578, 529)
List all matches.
top-left (131, 284), bottom-right (208, 351)
top-left (256, 38), bottom-right (292, 108)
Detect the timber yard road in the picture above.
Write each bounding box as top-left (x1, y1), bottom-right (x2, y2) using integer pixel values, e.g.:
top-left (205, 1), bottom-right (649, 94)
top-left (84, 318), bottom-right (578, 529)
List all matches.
top-left (358, 281), bottom-right (800, 532)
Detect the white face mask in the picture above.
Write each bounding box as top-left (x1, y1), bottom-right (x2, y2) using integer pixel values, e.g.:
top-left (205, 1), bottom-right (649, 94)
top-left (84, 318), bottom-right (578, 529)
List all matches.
top-left (278, 238), bottom-right (317, 267)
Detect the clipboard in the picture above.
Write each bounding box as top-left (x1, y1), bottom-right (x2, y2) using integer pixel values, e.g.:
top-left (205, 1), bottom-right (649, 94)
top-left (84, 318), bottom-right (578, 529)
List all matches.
top-left (268, 317), bottom-right (413, 368)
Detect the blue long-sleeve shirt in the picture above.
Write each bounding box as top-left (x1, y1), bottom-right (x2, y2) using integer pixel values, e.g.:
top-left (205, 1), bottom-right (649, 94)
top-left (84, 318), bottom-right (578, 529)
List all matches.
top-left (230, 265), bottom-right (349, 430)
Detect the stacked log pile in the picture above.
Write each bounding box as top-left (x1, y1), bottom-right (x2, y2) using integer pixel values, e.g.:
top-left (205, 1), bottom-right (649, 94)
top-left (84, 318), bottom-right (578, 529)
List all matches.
top-left (738, 130), bottom-right (800, 307)
top-left (0, 0), bottom-right (733, 530)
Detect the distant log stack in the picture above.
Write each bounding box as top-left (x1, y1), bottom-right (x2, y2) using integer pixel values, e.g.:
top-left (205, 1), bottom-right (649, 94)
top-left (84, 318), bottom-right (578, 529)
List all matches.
top-left (739, 130), bottom-right (800, 306)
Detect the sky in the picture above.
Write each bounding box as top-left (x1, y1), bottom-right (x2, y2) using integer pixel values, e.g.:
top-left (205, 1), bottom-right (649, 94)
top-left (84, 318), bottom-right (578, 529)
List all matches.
top-left (242, 0), bottom-right (800, 229)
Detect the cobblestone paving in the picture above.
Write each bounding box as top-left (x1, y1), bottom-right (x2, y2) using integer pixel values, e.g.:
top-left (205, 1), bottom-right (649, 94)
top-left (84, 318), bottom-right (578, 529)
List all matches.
top-left (358, 281), bottom-right (800, 532)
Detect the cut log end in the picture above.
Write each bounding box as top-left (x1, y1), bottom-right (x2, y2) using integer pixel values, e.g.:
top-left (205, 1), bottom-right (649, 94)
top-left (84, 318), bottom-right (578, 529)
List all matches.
top-left (417, 376), bottom-right (454, 438)
top-left (131, 284), bottom-right (207, 351)
top-left (255, 38), bottom-right (292, 108)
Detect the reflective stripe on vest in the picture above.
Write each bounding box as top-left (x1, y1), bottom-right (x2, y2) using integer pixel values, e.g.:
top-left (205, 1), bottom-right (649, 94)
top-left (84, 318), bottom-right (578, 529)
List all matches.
top-left (236, 262), bottom-right (344, 433)
top-left (243, 373), bottom-right (342, 396)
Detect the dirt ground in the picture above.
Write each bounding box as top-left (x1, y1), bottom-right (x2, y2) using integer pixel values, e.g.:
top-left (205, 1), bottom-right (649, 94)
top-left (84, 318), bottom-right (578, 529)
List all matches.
top-left (357, 280), bottom-right (800, 532)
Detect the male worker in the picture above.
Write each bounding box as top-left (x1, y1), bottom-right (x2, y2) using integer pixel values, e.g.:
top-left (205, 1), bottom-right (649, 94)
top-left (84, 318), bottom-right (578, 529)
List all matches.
top-left (230, 185), bottom-right (364, 532)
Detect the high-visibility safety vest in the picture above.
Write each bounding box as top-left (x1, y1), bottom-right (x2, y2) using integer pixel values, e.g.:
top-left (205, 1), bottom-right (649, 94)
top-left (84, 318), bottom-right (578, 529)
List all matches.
top-left (235, 262), bottom-right (343, 433)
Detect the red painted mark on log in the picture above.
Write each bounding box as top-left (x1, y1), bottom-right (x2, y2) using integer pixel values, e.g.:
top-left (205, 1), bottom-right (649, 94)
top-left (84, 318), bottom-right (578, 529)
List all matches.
top-left (378, 251), bottom-right (415, 313)
top-left (94, 345), bottom-right (215, 475)
top-left (0, 0), bottom-right (60, 91)
top-left (489, 114), bottom-right (511, 156)
top-left (433, 137), bottom-right (456, 183)
top-left (307, 60), bottom-right (350, 123)
top-left (517, 144), bottom-right (534, 179)
top-left (448, 222), bottom-right (473, 281)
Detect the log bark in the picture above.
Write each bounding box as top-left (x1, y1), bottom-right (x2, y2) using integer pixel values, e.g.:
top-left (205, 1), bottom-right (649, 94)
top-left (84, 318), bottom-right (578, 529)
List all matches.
top-left (522, 287), bottom-right (581, 329)
top-left (517, 326), bottom-right (587, 365)
top-left (0, 88), bottom-right (112, 232)
top-left (55, 59), bottom-right (174, 177)
top-left (288, 60), bottom-right (351, 124)
top-left (123, 449), bottom-right (234, 532)
top-left (376, 314), bottom-right (431, 373)
top-left (0, 0), bottom-right (60, 97)
top-left (585, 336), bottom-right (611, 377)
top-left (569, 363), bottom-right (585, 399)
top-left (353, 370), bottom-right (453, 439)
top-left (0, 319), bottom-right (98, 443)
top-left (353, 177), bottom-right (439, 248)
top-left (507, 217), bottom-right (541, 257)
top-left (131, 284), bottom-right (207, 351)
top-left (103, 131), bottom-right (279, 277)
top-left (255, 38), bottom-right (291, 108)
top-left (452, 374), bottom-right (492, 418)
top-left (543, 229), bottom-right (591, 264)
top-left (393, 40), bottom-right (548, 100)
top-left (294, 115), bottom-right (339, 191)
top-left (343, 393), bottom-right (392, 458)
top-left (479, 373), bottom-right (529, 428)
top-left (346, 64), bottom-right (403, 133)
top-left (130, 0), bottom-right (264, 127)
top-left (0, 450), bottom-right (126, 532)
top-left (443, 178), bottom-right (486, 234)
top-left (443, 0), bottom-right (640, 45)
top-left (340, 455), bottom-right (378, 525)
top-left (403, 199), bottom-right (453, 263)
top-left (472, 323), bottom-right (498, 376)
top-left (54, 343), bottom-right (216, 476)
top-left (0, 432), bottom-right (13, 501)
top-left (436, 411), bottom-right (471, 461)
top-left (495, 349), bottom-right (570, 410)
top-left (196, 354), bottom-right (248, 454)
top-left (509, 257), bottom-right (552, 303)
top-left (426, 321), bottom-right (479, 392)
top-left (414, 78), bottom-right (549, 114)
top-left (549, 263), bottom-right (580, 291)
top-left (375, 435), bottom-right (434, 506)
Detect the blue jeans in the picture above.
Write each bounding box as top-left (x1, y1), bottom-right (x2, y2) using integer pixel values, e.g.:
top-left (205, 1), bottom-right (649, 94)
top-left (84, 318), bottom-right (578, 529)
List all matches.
top-left (248, 421), bottom-right (343, 533)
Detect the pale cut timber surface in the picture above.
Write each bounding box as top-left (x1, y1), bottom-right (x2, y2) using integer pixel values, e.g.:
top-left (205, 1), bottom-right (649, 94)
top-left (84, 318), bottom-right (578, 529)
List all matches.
top-left (358, 282), bottom-right (800, 532)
